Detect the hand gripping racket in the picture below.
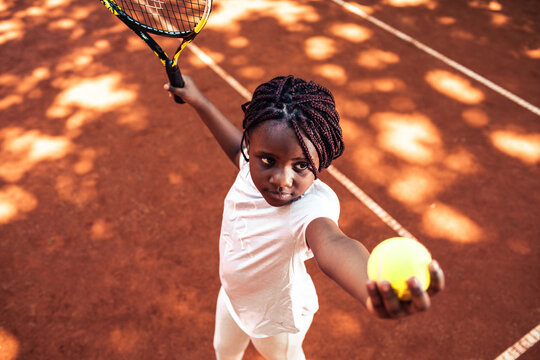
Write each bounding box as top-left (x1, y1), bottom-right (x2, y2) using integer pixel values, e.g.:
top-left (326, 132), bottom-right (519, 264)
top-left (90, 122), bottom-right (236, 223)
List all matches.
top-left (99, 0), bottom-right (212, 103)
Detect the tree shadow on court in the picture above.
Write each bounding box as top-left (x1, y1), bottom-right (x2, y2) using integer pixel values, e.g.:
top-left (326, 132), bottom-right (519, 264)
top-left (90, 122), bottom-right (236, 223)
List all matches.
top-left (0, 1), bottom-right (230, 359)
top-left (351, 0), bottom-right (540, 100)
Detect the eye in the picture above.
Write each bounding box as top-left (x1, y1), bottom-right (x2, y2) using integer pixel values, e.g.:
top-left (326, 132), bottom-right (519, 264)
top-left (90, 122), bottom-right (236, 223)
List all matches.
top-left (260, 157), bottom-right (275, 166)
top-left (293, 161), bottom-right (309, 172)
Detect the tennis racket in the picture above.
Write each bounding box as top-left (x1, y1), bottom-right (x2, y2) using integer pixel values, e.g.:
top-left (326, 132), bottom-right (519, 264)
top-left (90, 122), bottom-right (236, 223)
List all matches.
top-left (99, 0), bottom-right (212, 103)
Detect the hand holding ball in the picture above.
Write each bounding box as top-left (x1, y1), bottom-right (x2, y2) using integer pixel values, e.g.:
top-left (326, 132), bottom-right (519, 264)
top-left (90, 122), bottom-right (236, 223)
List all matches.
top-left (367, 237), bottom-right (432, 301)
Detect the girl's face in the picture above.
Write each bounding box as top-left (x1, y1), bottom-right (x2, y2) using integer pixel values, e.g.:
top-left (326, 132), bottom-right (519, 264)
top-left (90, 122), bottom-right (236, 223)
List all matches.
top-left (246, 120), bottom-right (320, 207)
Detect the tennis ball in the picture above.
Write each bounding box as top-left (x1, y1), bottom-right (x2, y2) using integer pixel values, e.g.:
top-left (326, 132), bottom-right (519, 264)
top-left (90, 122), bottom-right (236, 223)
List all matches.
top-left (367, 237), bottom-right (432, 301)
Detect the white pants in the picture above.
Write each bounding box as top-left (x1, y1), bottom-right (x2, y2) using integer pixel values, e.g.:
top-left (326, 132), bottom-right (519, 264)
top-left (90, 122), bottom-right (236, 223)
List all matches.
top-left (213, 289), bottom-right (312, 360)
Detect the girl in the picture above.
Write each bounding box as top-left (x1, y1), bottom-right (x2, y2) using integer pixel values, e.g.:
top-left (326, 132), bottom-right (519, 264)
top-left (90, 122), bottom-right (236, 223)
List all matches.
top-left (164, 75), bottom-right (444, 360)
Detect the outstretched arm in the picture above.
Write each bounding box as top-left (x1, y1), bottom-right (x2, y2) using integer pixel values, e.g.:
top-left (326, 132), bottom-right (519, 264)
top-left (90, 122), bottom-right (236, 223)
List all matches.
top-left (306, 217), bottom-right (444, 319)
top-left (164, 76), bottom-right (243, 167)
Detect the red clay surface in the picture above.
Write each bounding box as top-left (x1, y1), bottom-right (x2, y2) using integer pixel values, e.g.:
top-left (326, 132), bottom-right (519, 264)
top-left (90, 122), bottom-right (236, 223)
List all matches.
top-left (1, 0), bottom-right (539, 359)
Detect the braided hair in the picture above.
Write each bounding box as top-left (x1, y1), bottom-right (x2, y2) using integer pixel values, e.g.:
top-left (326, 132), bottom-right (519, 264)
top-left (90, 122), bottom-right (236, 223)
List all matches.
top-left (240, 75), bottom-right (344, 178)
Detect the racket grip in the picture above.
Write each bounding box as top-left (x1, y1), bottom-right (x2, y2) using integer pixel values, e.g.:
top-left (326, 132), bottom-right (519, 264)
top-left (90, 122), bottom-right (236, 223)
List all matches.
top-left (165, 60), bottom-right (185, 104)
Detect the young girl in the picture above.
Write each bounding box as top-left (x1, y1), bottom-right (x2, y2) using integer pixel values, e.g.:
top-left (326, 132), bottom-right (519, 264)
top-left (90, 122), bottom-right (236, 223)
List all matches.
top-left (164, 75), bottom-right (444, 360)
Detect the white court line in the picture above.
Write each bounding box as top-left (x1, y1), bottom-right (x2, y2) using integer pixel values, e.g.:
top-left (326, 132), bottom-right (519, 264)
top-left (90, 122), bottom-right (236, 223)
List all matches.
top-left (327, 3), bottom-right (540, 357)
top-left (190, 3), bottom-right (539, 358)
top-left (189, 45), bottom-right (253, 101)
top-left (188, 43), bottom-right (416, 240)
top-left (190, 39), bottom-right (540, 359)
top-left (331, 0), bottom-right (540, 360)
top-left (494, 324), bottom-right (540, 360)
top-left (326, 166), bottom-right (416, 239)
top-left (329, 0), bottom-right (540, 117)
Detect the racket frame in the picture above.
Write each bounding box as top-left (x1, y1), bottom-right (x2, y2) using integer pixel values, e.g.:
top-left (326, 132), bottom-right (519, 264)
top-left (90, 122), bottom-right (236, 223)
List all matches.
top-left (99, 0), bottom-right (212, 103)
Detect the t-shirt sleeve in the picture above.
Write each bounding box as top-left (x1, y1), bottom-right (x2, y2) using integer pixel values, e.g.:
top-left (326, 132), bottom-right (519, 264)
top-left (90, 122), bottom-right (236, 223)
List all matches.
top-left (290, 181), bottom-right (340, 257)
top-left (303, 190), bottom-right (340, 227)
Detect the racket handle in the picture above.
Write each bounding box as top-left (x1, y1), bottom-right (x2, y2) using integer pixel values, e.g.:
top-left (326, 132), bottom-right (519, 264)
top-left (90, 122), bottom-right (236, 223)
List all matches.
top-left (165, 60), bottom-right (185, 104)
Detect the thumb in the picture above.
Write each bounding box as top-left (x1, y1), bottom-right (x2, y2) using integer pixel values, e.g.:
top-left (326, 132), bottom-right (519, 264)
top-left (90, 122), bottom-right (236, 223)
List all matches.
top-left (164, 82), bottom-right (182, 91)
top-left (164, 83), bottom-right (183, 98)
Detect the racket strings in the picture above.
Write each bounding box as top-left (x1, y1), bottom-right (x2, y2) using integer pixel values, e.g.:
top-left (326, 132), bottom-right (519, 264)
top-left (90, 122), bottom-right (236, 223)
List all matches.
top-left (117, 0), bottom-right (207, 34)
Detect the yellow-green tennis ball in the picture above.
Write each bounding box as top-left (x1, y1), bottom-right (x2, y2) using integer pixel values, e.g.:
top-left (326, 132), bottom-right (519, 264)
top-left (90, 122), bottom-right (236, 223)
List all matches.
top-left (367, 237), bottom-right (432, 301)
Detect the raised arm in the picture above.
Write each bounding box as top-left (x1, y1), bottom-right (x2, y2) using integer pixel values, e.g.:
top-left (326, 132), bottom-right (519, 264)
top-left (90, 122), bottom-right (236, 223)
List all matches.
top-left (164, 76), bottom-right (243, 167)
top-left (306, 217), bottom-right (444, 319)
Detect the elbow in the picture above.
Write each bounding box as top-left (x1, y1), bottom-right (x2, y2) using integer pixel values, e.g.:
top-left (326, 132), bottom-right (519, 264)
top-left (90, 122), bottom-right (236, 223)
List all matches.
top-left (313, 250), bottom-right (342, 282)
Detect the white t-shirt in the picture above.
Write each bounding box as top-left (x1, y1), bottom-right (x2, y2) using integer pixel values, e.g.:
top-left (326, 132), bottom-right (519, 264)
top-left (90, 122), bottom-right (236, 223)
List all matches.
top-left (218, 156), bottom-right (340, 338)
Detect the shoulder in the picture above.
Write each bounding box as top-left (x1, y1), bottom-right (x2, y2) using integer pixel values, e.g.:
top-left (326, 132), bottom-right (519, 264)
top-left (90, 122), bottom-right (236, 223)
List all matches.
top-left (312, 179), bottom-right (339, 200)
top-left (301, 180), bottom-right (339, 208)
top-left (291, 179), bottom-right (340, 222)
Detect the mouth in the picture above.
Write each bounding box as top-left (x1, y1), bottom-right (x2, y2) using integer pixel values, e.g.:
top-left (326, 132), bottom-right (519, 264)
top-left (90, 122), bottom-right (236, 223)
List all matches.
top-left (265, 190), bottom-right (294, 203)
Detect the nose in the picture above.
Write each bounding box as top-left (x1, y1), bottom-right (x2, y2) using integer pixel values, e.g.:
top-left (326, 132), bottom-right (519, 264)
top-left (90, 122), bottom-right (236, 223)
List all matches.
top-left (269, 166), bottom-right (293, 189)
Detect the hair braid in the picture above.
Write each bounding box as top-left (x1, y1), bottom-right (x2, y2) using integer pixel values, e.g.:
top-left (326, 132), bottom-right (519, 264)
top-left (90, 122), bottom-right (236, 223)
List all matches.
top-left (241, 75), bottom-right (344, 178)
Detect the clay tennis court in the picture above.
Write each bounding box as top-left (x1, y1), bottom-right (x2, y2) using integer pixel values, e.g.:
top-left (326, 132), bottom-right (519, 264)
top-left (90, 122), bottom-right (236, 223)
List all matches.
top-left (1, 0), bottom-right (539, 359)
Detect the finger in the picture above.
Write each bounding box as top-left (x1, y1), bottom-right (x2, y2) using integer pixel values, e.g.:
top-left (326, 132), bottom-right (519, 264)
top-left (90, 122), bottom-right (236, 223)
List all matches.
top-left (163, 83), bottom-right (182, 95)
top-left (428, 260), bottom-right (445, 294)
top-left (366, 280), bottom-right (383, 308)
top-left (163, 84), bottom-right (172, 97)
top-left (378, 281), bottom-right (404, 318)
top-left (164, 83), bottom-right (177, 92)
top-left (366, 280), bottom-right (390, 318)
top-left (407, 277), bottom-right (431, 312)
